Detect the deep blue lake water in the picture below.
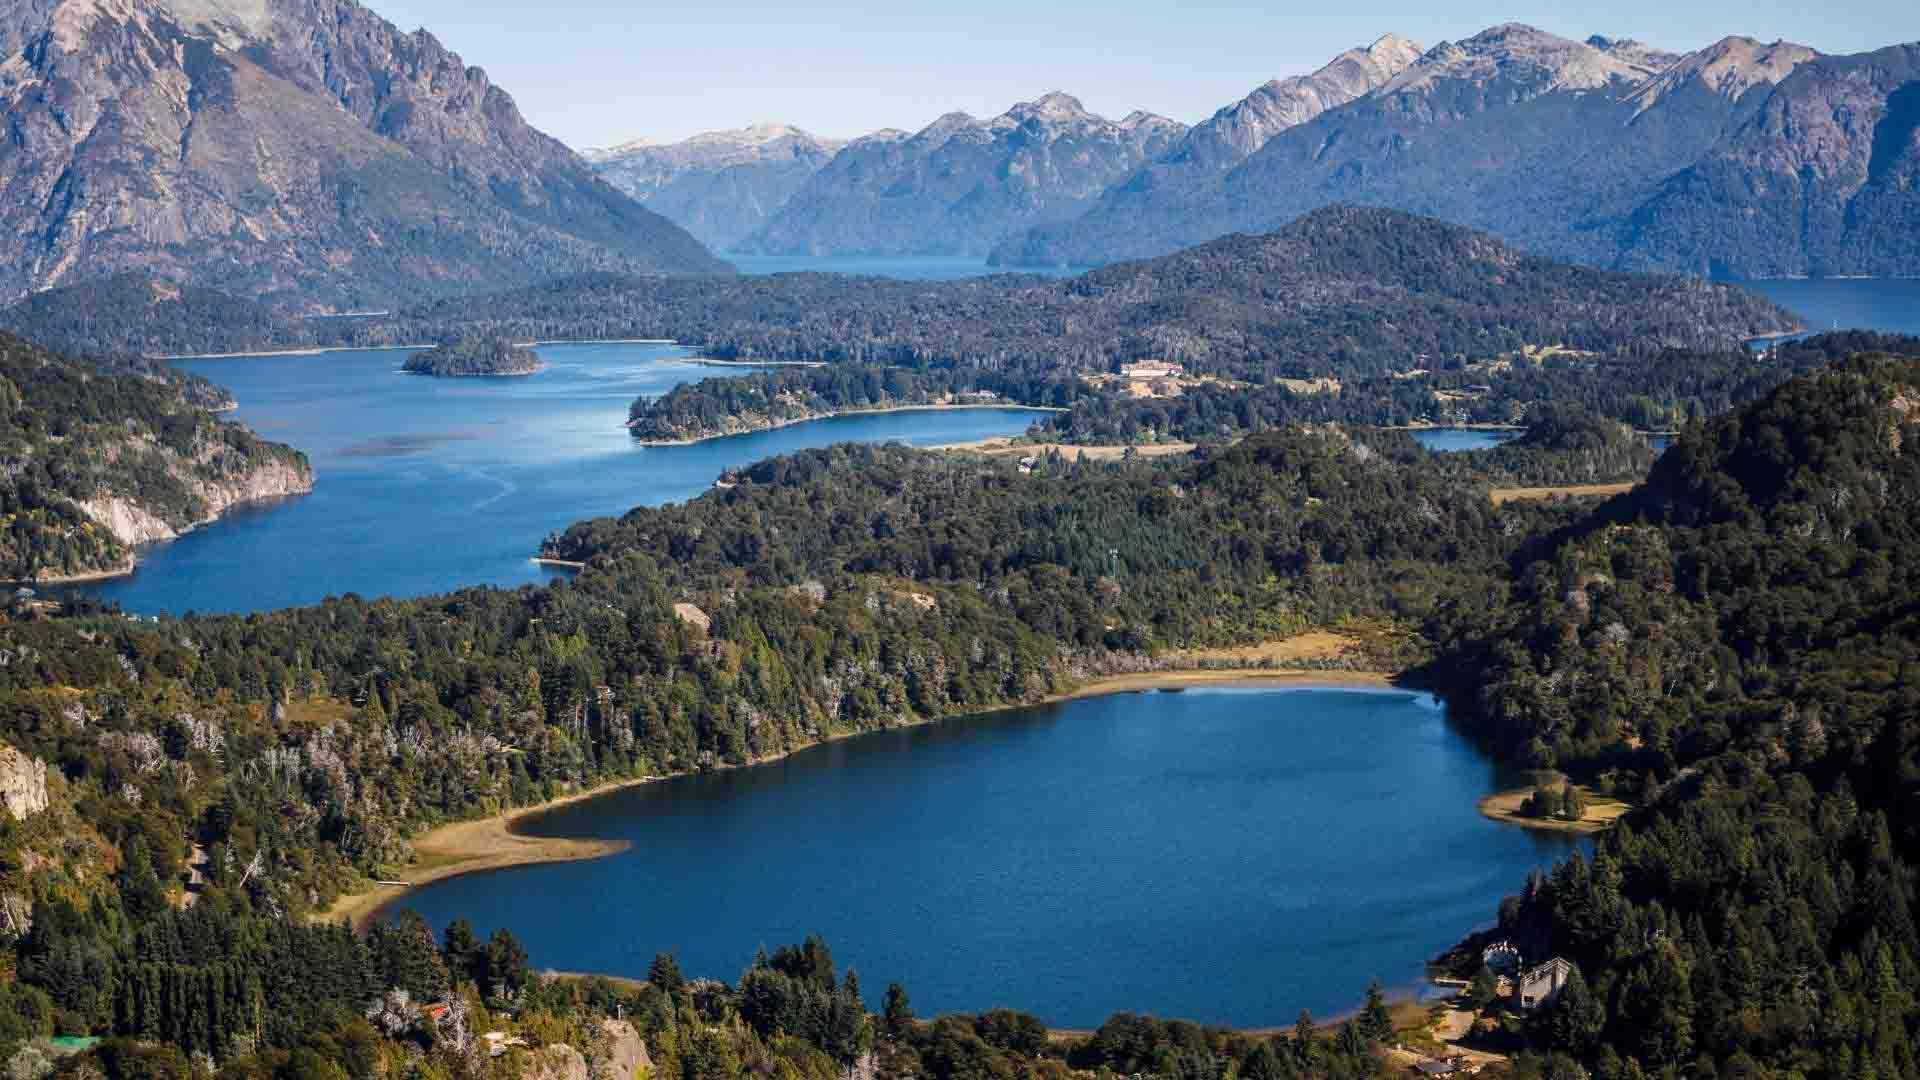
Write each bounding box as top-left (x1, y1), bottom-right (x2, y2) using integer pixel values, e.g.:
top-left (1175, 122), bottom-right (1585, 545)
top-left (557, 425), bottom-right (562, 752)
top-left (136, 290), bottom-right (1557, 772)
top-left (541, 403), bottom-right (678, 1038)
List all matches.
top-left (67, 343), bottom-right (1041, 615)
top-left (386, 686), bottom-right (1579, 1028)
top-left (1742, 278), bottom-right (1920, 337)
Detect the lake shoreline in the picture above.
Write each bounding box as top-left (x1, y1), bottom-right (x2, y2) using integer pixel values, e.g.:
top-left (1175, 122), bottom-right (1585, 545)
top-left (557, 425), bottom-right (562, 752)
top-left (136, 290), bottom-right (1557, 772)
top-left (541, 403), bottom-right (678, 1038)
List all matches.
top-left (631, 403), bottom-right (1065, 446)
top-left (6, 559), bottom-right (138, 587)
top-left (153, 344), bottom-right (437, 361)
top-left (322, 665), bottom-right (1405, 930)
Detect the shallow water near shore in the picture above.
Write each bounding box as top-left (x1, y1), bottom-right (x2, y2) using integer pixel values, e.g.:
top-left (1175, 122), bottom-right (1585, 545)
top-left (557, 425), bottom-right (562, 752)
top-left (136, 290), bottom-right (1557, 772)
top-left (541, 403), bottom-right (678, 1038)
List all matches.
top-left (385, 686), bottom-right (1582, 1029)
top-left (64, 342), bottom-right (1040, 615)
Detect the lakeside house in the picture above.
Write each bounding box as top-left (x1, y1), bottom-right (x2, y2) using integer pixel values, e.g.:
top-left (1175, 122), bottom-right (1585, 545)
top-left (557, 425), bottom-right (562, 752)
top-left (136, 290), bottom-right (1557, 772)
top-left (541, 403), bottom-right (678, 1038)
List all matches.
top-left (1121, 362), bottom-right (1185, 380)
top-left (1518, 957), bottom-right (1575, 1012)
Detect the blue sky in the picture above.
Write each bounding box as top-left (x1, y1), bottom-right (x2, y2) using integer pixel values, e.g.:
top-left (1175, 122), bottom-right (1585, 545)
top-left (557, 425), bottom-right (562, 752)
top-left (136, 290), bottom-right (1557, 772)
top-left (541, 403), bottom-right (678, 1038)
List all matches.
top-left (363, 0), bottom-right (1917, 148)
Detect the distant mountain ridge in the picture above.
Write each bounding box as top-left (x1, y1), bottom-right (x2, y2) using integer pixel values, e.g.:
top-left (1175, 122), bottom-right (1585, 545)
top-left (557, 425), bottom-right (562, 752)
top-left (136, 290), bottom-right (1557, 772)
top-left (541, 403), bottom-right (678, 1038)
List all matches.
top-left (994, 25), bottom-right (1920, 278)
top-left (0, 0), bottom-right (728, 308)
top-left (732, 92), bottom-right (1188, 257)
top-left (585, 124), bottom-right (849, 252)
top-left (991, 34), bottom-right (1425, 269)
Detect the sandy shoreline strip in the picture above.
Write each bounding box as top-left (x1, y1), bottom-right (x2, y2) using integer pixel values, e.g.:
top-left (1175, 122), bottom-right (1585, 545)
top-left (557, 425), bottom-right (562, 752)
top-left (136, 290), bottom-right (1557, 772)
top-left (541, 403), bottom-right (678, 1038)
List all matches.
top-left (1475, 787), bottom-right (1631, 834)
top-left (933, 437), bottom-right (1198, 460)
top-left (7, 561), bottom-right (138, 587)
top-left (153, 344), bottom-right (438, 361)
top-left (320, 783), bottom-right (644, 929)
top-left (320, 664), bottom-right (1402, 928)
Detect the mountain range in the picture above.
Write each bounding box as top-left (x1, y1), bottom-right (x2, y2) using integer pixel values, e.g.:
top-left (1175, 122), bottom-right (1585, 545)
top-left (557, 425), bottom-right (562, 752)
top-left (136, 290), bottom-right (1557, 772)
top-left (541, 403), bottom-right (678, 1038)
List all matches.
top-left (994, 25), bottom-right (1920, 277)
top-left (588, 24), bottom-right (1919, 279)
top-left (584, 124), bottom-right (847, 252)
top-left (0, 0), bottom-right (728, 309)
top-left (730, 93), bottom-right (1188, 257)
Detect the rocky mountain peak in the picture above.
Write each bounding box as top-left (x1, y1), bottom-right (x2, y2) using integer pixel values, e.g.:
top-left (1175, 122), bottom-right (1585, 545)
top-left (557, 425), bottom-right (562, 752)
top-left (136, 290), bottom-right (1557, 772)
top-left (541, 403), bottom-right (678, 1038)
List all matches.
top-left (1385, 22), bottom-right (1666, 97)
top-left (1015, 91), bottom-right (1092, 121)
top-left (1628, 35), bottom-right (1819, 114)
top-left (1363, 33), bottom-right (1425, 70)
top-left (1176, 34), bottom-right (1421, 163)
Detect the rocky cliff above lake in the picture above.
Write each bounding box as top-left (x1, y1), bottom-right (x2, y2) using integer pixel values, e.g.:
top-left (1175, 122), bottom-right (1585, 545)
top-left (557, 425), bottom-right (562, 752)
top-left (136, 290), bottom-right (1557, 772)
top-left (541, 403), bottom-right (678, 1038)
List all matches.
top-left (0, 331), bottom-right (314, 582)
top-left (0, 0), bottom-right (730, 308)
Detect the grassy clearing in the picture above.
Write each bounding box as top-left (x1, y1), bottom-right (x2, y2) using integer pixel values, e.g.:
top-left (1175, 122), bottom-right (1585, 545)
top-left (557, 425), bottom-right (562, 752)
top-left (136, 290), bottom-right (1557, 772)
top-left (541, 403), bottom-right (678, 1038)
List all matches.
top-left (1489, 483), bottom-right (1635, 505)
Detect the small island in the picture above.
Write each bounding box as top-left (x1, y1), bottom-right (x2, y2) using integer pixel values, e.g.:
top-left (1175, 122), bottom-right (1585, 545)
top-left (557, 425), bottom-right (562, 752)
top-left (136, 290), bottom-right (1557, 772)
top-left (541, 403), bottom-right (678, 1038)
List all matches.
top-left (404, 338), bottom-right (543, 377)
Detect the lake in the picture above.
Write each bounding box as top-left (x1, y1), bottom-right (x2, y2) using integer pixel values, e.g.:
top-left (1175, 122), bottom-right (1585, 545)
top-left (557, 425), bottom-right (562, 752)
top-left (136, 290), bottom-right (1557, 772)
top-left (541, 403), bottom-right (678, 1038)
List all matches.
top-left (66, 343), bottom-right (1041, 615)
top-left (385, 686), bottom-right (1579, 1029)
top-left (729, 254), bottom-right (1076, 281)
top-left (1410, 429), bottom-right (1516, 453)
top-left (1742, 278), bottom-right (1920, 337)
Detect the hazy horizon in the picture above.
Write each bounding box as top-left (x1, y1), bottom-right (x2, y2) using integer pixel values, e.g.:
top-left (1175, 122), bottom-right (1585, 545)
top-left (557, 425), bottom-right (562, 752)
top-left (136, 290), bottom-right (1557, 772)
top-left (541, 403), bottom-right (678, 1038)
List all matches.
top-left (358, 0), bottom-right (1914, 149)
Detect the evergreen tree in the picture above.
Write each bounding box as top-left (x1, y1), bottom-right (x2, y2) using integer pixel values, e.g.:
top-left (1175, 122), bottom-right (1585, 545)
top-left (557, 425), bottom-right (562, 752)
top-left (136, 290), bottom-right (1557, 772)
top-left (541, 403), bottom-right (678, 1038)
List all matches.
top-left (484, 928), bottom-right (530, 1001)
top-left (440, 919), bottom-right (481, 988)
top-left (883, 982), bottom-right (914, 1035)
top-left (648, 952), bottom-right (685, 998)
top-left (1360, 980), bottom-right (1393, 1044)
top-left (1290, 1010), bottom-right (1317, 1071)
top-left (120, 838), bottom-right (170, 921)
top-left (1548, 967), bottom-right (1604, 1056)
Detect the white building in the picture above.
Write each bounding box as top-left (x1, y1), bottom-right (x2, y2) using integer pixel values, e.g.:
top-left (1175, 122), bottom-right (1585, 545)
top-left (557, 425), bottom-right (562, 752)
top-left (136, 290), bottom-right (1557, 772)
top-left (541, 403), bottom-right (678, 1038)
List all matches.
top-left (1518, 957), bottom-right (1575, 1012)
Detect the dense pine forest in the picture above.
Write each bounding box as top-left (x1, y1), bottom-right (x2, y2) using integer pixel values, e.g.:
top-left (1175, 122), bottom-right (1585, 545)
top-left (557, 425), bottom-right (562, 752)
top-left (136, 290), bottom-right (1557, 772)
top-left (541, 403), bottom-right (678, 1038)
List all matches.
top-left (1, 332), bottom-right (1918, 1079)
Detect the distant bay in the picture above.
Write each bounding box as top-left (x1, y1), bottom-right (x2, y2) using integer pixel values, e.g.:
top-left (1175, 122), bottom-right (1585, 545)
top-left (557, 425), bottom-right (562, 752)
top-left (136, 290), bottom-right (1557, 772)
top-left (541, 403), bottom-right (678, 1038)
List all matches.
top-left (1742, 278), bottom-right (1920, 337)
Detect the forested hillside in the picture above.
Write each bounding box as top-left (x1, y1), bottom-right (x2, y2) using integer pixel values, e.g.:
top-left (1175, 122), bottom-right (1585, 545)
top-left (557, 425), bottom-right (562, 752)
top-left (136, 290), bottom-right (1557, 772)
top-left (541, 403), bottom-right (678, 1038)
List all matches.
top-left (1419, 351), bottom-right (1920, 1078)
top-left (0, 334), bottom-right (311, 582)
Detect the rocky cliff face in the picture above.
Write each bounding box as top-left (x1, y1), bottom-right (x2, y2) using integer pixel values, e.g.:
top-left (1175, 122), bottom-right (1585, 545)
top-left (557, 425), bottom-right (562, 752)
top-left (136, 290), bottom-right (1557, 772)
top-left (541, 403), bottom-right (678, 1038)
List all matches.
top-left (586, 124), bottom-right (847, 252)
top-left (515, 1022), bottom-right (649, 1080)
top-left (0, 0), bottom-right (728, 308)
top-left (992, 24), bottom-right (1919, 278)
top-left (79, 442), bottom-right (313, 548)
top-left (736, 93), bottom-right (1186, 256)
top-left (0, 743), bottom-right (48, 821)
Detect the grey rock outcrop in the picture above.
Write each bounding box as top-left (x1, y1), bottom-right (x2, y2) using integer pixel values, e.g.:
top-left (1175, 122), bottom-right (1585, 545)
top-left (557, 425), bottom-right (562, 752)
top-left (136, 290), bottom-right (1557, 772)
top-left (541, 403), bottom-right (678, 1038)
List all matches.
top-left (0, 743), bottom-right (49, 820)
top-left (590, 1019), bottom-right (650, 1080)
